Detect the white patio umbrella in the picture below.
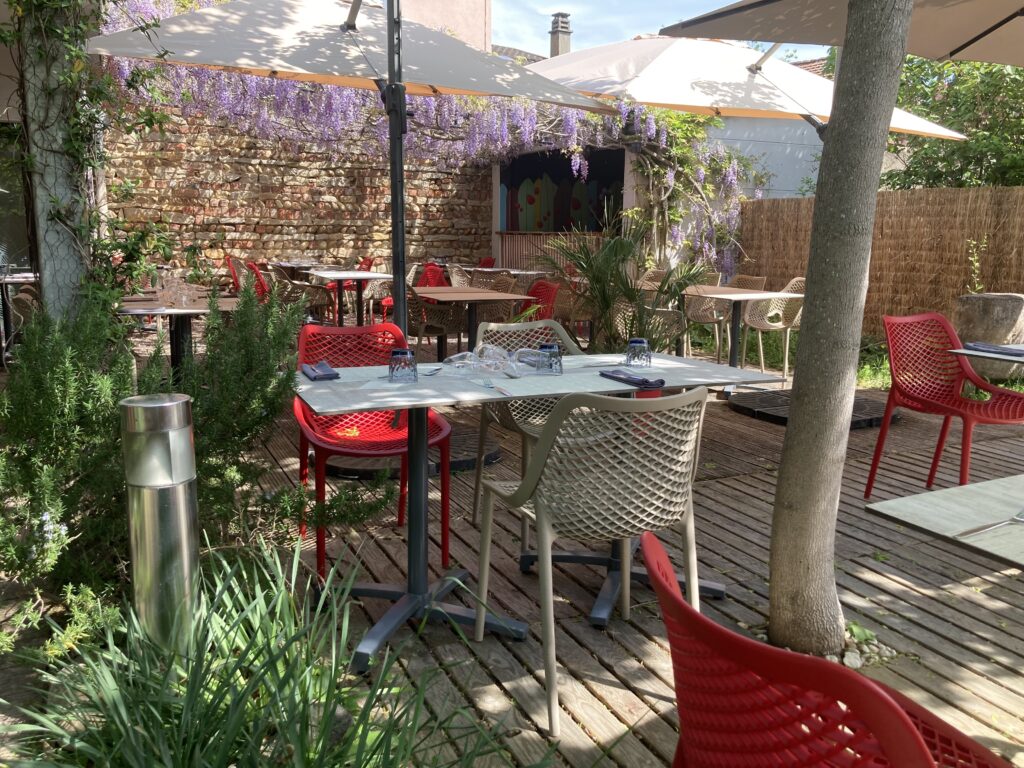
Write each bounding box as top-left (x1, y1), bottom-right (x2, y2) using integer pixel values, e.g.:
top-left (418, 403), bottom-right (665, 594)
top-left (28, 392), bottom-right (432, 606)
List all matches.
top-left (528, 35), bottom-right (962, 140)
top-left (88, 0), bottom-right (605, 332)
top-left (660, 0), bottom-right (1024, 68)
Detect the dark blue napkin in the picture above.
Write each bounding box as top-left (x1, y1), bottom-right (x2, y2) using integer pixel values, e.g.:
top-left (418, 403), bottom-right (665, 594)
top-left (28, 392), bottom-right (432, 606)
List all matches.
top-left (301, 360), bottom-right (340, 381)
top-left (964, 342), bottom-right (1024, 358)
top-left (599, 369), bottom-right (665, 390)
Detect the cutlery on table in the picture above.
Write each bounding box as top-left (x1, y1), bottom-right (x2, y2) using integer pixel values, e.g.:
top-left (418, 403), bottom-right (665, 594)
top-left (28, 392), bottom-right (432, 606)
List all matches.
top-left (953, 509), bottom-right (1024, 538)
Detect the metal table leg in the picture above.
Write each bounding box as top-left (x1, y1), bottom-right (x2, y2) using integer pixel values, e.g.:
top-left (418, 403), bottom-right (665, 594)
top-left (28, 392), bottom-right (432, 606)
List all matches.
top-left (168, 315), bottom-right (193, 383)
top-left (350, 406), bottom-right (527, 673)
top-left (467, 303), bottom-right (478, 350)
top-left (519, 539), bottom-right (726, 628)
top-left (728, 301), bottom-right (742, 367)
top-left (356, 281), bottom-right (364, 326)
top-left (334, 282), bottom-right (345, 327)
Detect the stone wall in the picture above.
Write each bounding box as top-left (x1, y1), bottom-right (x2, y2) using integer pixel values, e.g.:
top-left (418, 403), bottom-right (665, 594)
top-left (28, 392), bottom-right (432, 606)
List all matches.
top-left (105, 116), bottom-right (493, 267)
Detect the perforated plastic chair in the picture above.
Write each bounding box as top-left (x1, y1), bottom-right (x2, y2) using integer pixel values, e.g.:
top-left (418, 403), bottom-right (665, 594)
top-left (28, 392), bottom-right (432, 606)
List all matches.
top-left (471, 319), bottom-right (586, 523)
top-left (245, 262), bottom-right (271, 300)
top-left (865, 312), bottom-right (1024, 497)
top-left (682, 271), bottom-right (723, 359)
top-left (475, 388), bottom-right (709, 737)
top-left (475, 274), bottom-right (519, 325)
top-left (521, 279), bottom-right (560, 321)
top-left (639, 531), bottom-right (1012, 768)
top-left (225, 256), bottom-right (245, 294)
top-left (447, 263), bottom-right (473, 288)
top-left (477, 256), bottom-right (496, 268)
top-left (741, 275), bottom-right (805, 380)
top-left (293, 323), bottom-right (452, 577)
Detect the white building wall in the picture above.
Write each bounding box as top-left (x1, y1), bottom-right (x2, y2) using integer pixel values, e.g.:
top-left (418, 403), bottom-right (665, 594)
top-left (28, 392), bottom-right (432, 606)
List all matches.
top-left (708, 117), bottom-right (822, 199)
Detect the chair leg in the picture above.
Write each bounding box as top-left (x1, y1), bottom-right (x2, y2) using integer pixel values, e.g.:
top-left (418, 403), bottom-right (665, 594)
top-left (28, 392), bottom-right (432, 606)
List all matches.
top-left (959, 419), bottom-right (975, 486)
top-left (474, 487), bottom-right (496, 643)
top-left (519, 435), bottom-right (533, 559)
top-left (864, 391), bottom-right (898, 498)
top-left (927, 416), bottom-right (953, 488)
top-left (315, 450), bottom-right (328, 580)
top-left (440, 437), bottom-right (451, 569)
top-left (683, 502), bottom-right (700, 612)
top-left (619, 538), bottom-right (631, 620)
top-left (782, 328), bottom-right (791, 381)
top-left (398, 454), bottom-right (408, 527)
top-left (536, 515), bottom-right (560, 738)
top-left (713, 323), bottom-right (721, 364)
top-left (756, 330), bottom-right (765, 374)
top-left (472, 408), bottom-right (491, 525)
top-left (298, 431), bottom-right (309, 539)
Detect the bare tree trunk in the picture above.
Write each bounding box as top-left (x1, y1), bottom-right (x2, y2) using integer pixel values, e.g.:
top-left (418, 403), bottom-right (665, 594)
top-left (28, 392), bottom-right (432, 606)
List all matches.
top-left (768, 0), bottom-right (913, 654)
top-left (19, 5), bottom-right (88, 318)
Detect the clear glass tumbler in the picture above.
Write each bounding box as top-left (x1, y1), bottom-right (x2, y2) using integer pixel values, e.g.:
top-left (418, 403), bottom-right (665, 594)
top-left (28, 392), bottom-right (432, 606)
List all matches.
top-left (389, 348), bottom-right (418, 383)
top-left (539, 342), bottom-right (563, 374)
top-left (625, 337), bottom-right (652, 368)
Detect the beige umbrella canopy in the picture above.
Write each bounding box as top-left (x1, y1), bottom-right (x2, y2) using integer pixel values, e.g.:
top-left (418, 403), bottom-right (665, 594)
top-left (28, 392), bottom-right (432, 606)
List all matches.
top-left (660, 0), bottom-right (1024, 68)
top-left (528, 35), bottom-right (962, 140)
top-left (87, 0), bottom-right (606, 109)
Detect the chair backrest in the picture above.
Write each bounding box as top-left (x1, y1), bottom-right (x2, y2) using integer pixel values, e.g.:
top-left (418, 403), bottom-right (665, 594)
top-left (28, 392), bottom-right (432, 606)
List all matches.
top-left (477, 256), bottom-right (496, 268)
top-left (522, 389), bottom-right (708, 542)
top-left (297, 323), bottom-right (406, 368)
top-left (743, 275), bottom-right (805, 327)
top-left (728, 274), bottom-right (767, 291)
top-left (684, 271), bottom-right (724, 322)
top-left (355, 255), bottom-right (375, 272)
top-left (638, 532), bottom-right (936, 768)
top-left (478, 318), bottom-right (584, 357)
top-left (416, 262), bottom-right (449, 287)
top-left (522, 279), bottom-right (560, 321)
top-left (448, 264), bottom-right (473, 288)
top-left (226, 256), bottom-right (248, 293)
top-left (245, 262), bottom-right (270, 299)
top-left (884, 313), bottom-right (974, 404)
top-left (9, 292), bottom-right (38, 333)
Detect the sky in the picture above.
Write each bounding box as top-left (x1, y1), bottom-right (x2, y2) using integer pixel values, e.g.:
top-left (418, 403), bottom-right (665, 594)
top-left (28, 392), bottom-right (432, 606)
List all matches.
top-left (491, 0), bottom-right (829, 61)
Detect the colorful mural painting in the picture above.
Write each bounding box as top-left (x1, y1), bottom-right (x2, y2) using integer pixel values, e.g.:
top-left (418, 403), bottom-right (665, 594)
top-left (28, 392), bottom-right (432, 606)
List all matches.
top-left (499, 149), bottom-right (624, 233)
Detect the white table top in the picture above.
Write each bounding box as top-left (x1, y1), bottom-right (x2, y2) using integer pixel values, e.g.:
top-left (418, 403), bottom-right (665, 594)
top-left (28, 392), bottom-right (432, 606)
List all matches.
top-left (306, 269), bottom-right (393, 282)
top-left (950, 345), bottom-right (1024, 364)
top-left (296, 352), bottom-right (780, 416)
top-left (683, 286), bottom-right (803, 302)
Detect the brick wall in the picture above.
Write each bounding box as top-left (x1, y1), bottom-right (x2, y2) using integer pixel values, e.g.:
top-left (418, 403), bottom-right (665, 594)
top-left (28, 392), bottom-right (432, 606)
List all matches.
top-left (105, 115), bottom-right (493, 267)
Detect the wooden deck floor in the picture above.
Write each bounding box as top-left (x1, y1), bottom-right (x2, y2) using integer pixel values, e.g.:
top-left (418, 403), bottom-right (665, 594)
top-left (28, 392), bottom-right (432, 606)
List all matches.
top-left (263, 383), bottom-right (1024, 767)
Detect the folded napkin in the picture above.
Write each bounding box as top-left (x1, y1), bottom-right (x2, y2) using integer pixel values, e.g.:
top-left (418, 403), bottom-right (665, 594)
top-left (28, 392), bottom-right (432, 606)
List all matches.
top-left (599, 369), bottom-right (665, 390)
top-left (301, 360), bottom-right (340, 381)
top-left (964, 342), bottom-right (1024, 358)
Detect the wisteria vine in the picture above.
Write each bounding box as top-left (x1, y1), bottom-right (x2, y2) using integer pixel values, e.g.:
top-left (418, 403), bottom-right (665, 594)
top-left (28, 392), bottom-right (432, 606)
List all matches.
top-left (101, 0), bottom-right (759, 267)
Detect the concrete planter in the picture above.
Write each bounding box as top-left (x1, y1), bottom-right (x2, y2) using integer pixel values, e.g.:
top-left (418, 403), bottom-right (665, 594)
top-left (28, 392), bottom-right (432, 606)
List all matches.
top-left (953, 293), bottom-right (1024, 380)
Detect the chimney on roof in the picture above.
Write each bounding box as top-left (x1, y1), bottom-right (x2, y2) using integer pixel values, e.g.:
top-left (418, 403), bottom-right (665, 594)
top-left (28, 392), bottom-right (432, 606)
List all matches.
top-left (549, 12), bottom-right (571, 58)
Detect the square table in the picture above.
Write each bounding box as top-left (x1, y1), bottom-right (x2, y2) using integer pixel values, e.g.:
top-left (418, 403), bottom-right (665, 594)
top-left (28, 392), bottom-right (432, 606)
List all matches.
top-left (683, 285), bottom-right (804, 367)
top-left (296, 352), bottom-right (780, 671)
top-left (305, 269), bottom-right (393, 327)
top-left (412, 286), bottom-right (532, 353)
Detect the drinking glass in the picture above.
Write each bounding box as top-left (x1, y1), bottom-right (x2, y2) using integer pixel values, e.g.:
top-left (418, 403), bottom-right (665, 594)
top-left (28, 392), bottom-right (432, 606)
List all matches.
top-left (389, 348), bottom-right (418, 383)
top-left (624, 337), bottom-right (652, 368)
top-left (539, 342), bottom-right (563, 375)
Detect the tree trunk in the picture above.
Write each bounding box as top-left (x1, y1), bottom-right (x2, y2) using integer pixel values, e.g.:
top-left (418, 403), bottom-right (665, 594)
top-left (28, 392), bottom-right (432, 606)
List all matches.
top-left (19, 5), bottom-right (88, 318)
top-left (768, 0), bottom-right (913, 654)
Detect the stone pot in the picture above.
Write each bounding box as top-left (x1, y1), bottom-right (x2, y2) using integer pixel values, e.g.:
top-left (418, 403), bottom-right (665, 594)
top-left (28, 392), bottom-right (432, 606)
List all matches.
top-left (953, 293), bottom-right (1024, 381)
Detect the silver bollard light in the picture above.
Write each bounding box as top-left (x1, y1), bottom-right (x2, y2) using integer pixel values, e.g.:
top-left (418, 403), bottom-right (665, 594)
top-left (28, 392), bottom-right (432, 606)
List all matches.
top-left (120, 393), bottom-right (199, 651)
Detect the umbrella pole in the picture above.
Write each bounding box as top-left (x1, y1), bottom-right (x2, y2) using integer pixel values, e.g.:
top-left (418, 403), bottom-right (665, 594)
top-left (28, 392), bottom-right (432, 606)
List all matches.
top-left (385, 0), bottom-right (408, 337)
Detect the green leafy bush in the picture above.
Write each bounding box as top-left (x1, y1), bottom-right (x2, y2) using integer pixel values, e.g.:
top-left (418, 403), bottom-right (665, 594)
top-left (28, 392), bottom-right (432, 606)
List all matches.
top-left (2, 543), bottom-right (539, 767)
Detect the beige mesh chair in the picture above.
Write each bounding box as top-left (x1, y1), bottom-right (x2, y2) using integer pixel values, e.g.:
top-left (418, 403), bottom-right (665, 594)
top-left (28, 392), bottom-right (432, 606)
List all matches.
top-left (470, 269), bottom-right (512, 289)
top-left (741, 276), bottom-right (805, 381)
top-left (447, 263), bottom-right (473, 288)
top-left (475, 274), bottom-right (520, 325)
top-left (408, 287), bottom-right (466, 355)
top-left (474, 387), bottom-right (709, 738)
top-left (471, 319), bottom-right (585, 522)
top-left (682, 271), bottom-right (723, 359)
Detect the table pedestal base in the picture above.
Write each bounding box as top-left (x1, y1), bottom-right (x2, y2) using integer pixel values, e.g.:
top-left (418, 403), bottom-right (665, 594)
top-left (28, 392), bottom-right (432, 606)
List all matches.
top-left (350, 569), bottom-right (528, 672)
top-left (519, 539), bottom-right (726, 628)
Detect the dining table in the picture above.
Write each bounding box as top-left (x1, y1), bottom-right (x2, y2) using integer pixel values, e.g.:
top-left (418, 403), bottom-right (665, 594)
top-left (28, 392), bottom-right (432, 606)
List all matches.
top-left (412, 286), bottom-right (532, 355)
top-left (305, 269), bottom-right (393, 327)
top-left (116, 292), bottom-right (240, 379)
top-left (683, 285), bottom-right (804, 367)
top-left (295, 351), bottom-right (780, 671)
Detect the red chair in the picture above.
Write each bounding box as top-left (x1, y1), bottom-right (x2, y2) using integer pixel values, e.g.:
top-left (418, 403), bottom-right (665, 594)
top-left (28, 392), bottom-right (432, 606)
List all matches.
top-left (865, 313), bottom-right (1024, 498)
top-left (639, 532), bottom-right (1012, 768)
top-left (521, 279), bottom-right (560, 321)
top-left (380, 262), bottom-right (449, 319)
top-left (477, 256), bottom-right (496, 268)
top-left (293, 323), bottom-right (452, 577)
top-left (224, 257), bottom-right (243, 294)
top-left (245, 262), bottom-right (270, 300)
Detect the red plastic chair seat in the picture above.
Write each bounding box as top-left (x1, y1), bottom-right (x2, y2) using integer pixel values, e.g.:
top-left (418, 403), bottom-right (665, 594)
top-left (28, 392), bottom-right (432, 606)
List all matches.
top-left (639, 532), bottom-right (1013, 768)
top-left (295, 402), bottom-right (450, 457)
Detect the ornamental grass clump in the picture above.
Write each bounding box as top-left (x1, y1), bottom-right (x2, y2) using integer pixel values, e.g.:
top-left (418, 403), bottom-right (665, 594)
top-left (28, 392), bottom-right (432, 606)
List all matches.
top-left (2, 542), bottom-right (536, 767)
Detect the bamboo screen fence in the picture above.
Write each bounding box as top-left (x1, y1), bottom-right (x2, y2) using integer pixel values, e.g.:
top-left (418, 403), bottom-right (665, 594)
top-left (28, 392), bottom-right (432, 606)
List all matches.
top-left (738, 187), bottom-right (1024, 337)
